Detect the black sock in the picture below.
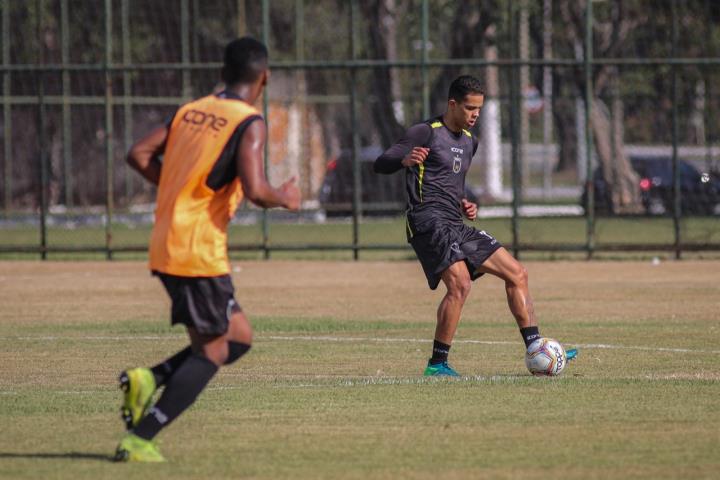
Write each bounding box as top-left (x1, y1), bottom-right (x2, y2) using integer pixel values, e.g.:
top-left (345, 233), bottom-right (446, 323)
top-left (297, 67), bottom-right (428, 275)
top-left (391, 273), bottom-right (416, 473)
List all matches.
top-left (150, 346), bottom-right (192, 387)
top-left (133, 353), bottom-right (218, 441)
top-left (225, 341), bottom-right (251, 365)
top-left (429, 340), bottom-right (451, 365)
top-left (520, 326), bottom-right (541, 348)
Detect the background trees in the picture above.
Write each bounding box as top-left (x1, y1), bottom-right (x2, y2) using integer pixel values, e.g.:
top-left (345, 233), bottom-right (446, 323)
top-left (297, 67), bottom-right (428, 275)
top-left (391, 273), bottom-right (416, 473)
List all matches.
top-left (2, 0), bottom-right (718, 209)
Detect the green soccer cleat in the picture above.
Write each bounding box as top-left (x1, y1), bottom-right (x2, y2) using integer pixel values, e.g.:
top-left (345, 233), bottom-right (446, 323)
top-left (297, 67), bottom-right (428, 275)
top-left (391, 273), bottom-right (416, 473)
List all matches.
top-left (423, 360), bottom-right (461, 377)
top-left (119, 367), bottom-right (156, 430)
top-left (114, 433), bottom-right (166, 463)
top-left (566, 348), bottom-right (578, 361)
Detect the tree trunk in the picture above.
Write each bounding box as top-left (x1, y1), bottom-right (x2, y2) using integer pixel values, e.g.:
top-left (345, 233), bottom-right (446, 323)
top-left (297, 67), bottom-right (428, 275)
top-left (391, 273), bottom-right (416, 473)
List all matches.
top-left (542, 0), bottom-right (553, 196)
top-left (428, 2), bottom-right (494, 114)
top-left (590, 97), bottom-right (643, 213)
top-left (552, 96), bottom-right (577, 173)
top-left (360, 0), bottom-right (404, 146)
top-left (519, 0), bottom-right (530, 190)
top-left (482, 25), bottom-right (502, 199)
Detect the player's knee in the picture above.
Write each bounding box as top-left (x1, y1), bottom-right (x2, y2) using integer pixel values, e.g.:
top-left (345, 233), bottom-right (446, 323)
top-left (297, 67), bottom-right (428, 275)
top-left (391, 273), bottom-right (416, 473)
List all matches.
top-left (510, 264), bottom-right (529, 287)
top-left (236, 324), bottom-right (253, 345)
top-left (229, 312), bottom-right (253, 345)
top-left (224, 341), bottom-right (252, 365)
top-left (520, 265), bottom-right (529, 284)
top-left (449, 277), bottom-right (472, 300)
top-left (201, 342), bottom-right (229, 367)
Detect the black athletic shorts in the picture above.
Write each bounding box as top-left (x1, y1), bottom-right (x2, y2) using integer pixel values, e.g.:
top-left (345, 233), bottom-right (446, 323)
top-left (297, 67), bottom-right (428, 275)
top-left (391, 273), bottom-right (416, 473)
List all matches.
top-left (153, 271), bottom-right (242, 336)
top-left (409, 221), bottom-right (502, 290)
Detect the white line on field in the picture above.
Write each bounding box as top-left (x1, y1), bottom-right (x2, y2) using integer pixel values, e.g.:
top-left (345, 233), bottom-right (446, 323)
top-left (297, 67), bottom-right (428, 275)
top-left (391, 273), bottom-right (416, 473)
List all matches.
top-left (3, 335), bottom-right (183, 341)
top-left (261, 335), bottom-right (720, 355)
top-left (15, 372), bottom-right (717, 396)
top-left (2, 333), bottom-right (719, 355)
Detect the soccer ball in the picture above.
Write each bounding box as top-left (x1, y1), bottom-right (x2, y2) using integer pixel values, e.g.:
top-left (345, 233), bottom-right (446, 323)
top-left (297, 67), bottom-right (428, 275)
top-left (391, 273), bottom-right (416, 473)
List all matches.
top-left (525, 337), bottom-right (566, 376)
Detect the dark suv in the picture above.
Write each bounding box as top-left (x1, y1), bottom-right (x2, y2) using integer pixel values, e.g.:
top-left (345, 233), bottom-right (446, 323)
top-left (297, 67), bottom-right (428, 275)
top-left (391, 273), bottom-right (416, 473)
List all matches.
top-left (319, 146), bottom-right (478, 216)
top-left (582, 155), bottom-right (720, 215)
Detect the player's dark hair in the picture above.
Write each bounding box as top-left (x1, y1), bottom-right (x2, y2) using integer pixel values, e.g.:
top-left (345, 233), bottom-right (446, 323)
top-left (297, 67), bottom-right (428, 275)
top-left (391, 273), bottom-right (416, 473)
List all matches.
top-left (448, 75), bottom-right (485, 102)
top-left (222, 37), bottom-right (268, 85)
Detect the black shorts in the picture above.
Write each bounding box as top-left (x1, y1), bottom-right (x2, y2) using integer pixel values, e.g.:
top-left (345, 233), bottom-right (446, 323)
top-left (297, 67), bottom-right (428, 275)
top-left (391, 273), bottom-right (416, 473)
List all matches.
top-left (409, 222), bottom-right (502, 290)
top-left (153, 271), bottom-right (242, 336)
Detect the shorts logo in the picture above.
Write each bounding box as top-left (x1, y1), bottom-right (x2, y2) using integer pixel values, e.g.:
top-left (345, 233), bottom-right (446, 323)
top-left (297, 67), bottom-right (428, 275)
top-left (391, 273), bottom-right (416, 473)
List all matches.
top-left (450, 242), bottom-right (461, 254)
top-left (453, 155), bottom-right (462, 174)
top-left (226, 299), bottom-right (236, 321)
top-left (479, 230), bottom-right (497, 245)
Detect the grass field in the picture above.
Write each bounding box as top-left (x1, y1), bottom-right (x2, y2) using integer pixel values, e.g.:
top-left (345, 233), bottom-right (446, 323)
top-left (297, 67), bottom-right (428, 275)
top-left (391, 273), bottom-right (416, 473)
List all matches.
top-left (1, 260), bottom-right (719, 479)
top-left (2, 216), bottom-right (720, 261)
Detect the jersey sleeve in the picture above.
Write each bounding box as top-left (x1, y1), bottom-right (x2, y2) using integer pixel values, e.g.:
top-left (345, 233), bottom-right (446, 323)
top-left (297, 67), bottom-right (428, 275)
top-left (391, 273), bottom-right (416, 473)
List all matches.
top-left (373, 123), bottom-right (432, 174)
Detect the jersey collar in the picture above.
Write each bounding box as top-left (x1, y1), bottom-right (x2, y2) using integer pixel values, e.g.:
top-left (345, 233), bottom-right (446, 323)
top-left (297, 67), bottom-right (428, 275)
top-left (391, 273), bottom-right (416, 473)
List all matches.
top-left (216, 90), bottom-right (245, 101)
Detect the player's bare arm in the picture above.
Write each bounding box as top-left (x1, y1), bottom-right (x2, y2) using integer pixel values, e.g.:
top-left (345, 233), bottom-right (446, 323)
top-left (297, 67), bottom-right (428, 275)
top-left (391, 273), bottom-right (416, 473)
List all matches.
top-left (236, 119), bottom-right (301, 211)
top-left (126, 125), bottom-right (168, 186)
top-left (461, 198), bottom-right (478, 220)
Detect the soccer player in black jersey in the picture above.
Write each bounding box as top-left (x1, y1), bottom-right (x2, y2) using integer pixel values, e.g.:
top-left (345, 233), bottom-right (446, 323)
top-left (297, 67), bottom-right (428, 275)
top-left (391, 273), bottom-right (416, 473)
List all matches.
top-left (374, 75), bottom-right (575, 376)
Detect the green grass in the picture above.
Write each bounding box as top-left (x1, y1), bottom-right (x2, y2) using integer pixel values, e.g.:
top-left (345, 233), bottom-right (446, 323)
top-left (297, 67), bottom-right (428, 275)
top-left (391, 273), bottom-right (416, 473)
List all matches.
top-left (0, 260), bottom-right (719, 478)
top-left (1, 216), bottom-right (719, 261)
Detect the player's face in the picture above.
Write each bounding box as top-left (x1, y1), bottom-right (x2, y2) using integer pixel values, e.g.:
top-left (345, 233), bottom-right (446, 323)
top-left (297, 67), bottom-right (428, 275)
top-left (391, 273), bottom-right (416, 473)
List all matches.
top-left (455, 94), bottom-right (484, 129)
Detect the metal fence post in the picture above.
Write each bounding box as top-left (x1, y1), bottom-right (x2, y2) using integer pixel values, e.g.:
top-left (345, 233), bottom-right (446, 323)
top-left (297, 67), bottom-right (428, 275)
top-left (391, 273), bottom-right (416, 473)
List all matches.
top-left (671, 0), bottom-right (681, 260)
top-left (236, 0), bottom-right (245, 36)
top-left (509, 0), bottom-right (520, 258)
top-left (296, 0), bottom-right (310, 202)
top-left (421, 0), bottom-right (429, 119)
top-left (61, 0), bottom-right (72, 208)
top-left (192, 0), bottom-right (200, 61)
top-left (181, 0), bottom-right (191, 99)
top-left (105, 0), bottom-right (114, 260)
top-left (38, 71), bottom-right (48, 260)
top-left (584, 0), bottom-right (595, 260)
top-left (122, 0), bottom-right (133, 203)
top-left (350, 0), bottom-right (361, 260)
top-left (36, 0), bottom-right (48, 260)
top-left (261, 0), bottom-right (270, 259)
top-left (2, 0), bottom-right (11, 215)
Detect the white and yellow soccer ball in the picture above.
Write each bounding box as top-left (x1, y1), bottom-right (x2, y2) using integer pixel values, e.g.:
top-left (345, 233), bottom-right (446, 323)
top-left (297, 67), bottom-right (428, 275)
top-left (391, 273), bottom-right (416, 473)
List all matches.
top-left (525, 337), bottom-right (567, 376)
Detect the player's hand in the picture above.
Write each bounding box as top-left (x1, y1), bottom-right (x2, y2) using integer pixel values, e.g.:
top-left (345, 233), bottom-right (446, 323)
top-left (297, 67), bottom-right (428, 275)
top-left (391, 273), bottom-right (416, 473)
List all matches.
top-left (401, 147), bottom-right (429, 168)
top-left (279, 176), bottom-right (301, 211)
top-left (462, 198), bottom-right (478, 220)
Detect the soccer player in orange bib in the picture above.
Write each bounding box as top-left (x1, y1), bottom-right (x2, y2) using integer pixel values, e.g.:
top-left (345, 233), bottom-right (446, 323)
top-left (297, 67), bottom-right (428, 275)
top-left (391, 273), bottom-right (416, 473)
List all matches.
top-left (114, 37), bottom-right (300, 462)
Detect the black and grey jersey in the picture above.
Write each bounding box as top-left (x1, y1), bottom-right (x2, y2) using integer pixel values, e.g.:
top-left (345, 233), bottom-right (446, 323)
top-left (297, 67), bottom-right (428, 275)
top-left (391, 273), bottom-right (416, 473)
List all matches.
top-left (374, 117), bottom-right (478, 234)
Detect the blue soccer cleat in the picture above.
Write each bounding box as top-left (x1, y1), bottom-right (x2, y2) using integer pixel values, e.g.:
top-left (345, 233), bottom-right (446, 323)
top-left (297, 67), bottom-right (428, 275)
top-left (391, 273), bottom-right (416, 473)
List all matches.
top-left (423, 360), bottom-right (461, 377)
top-left (566, 348), bottom-right (578, 361)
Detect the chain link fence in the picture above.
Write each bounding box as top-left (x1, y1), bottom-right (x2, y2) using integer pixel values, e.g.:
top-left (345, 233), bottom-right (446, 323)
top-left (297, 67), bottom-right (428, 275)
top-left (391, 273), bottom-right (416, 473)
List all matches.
top-left (1, 0), bottom-right (719, 260)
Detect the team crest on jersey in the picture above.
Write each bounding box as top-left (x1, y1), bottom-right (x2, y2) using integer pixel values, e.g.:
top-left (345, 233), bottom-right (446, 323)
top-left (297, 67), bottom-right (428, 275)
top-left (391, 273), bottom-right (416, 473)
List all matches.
top-left (453, 155), bottom-right (462, 173)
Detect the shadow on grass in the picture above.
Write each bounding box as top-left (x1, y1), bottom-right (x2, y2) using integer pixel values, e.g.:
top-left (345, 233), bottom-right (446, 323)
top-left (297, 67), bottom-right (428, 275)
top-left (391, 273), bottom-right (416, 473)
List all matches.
top-left (0, 452), bottom-right (113, 462)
